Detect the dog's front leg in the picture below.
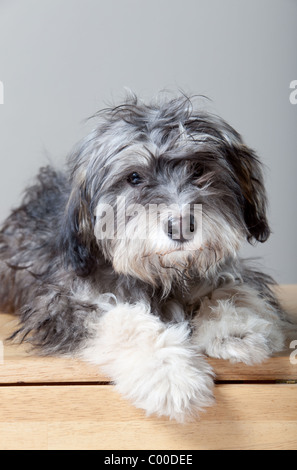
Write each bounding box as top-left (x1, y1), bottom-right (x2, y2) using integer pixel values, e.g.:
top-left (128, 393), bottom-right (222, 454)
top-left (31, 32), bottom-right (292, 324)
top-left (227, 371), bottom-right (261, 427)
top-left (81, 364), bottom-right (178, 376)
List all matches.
top-left (191, 283), bottom-right (286, 365)
top-left (81, 301), bottom-right (214, 421)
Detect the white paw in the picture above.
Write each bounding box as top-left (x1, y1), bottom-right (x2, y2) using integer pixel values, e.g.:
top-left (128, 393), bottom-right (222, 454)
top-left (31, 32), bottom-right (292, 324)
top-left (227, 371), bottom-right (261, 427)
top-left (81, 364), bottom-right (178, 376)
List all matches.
top-left (201, 331), bottom-right (271, 365)
top-left (192, 298), bottom-right (285, 365)
top-left (81, 302), bottom-right (214, 422)
top-left (120, 331), bottom-right (215, 422)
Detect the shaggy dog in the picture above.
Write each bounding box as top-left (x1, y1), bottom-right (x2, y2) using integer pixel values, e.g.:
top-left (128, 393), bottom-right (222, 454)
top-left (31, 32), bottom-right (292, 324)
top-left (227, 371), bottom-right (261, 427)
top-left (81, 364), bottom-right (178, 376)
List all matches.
top-left (0, 94), bottom-right (290, 421)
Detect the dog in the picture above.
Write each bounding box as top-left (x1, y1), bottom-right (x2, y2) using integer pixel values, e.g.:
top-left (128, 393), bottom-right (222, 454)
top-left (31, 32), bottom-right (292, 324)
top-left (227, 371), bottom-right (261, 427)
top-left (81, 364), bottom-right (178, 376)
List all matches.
top-left (0, 93), bottom-right (290, 421)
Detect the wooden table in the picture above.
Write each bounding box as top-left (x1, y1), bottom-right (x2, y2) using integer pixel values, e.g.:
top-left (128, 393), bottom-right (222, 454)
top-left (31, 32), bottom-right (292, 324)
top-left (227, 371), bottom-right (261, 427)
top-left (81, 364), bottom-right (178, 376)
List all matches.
top-left (0, 285), bottom-right (296, 450)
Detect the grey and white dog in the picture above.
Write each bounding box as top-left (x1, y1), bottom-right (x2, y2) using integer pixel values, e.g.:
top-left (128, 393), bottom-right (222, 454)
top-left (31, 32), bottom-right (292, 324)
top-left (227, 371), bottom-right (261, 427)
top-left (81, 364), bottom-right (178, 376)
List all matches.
top-left (0, 94), bottom-right (290, 421)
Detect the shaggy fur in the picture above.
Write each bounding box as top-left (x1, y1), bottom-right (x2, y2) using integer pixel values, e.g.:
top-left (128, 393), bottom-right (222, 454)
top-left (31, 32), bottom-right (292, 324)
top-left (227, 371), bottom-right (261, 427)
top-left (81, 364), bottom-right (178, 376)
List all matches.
top-left (0, 93), bottom-right (291, 421)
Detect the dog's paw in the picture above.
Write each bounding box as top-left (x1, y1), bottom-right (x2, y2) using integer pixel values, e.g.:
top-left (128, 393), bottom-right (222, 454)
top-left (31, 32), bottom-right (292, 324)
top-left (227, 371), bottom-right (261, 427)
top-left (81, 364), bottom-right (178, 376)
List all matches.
top-left (124, 340), bottom-right (215, 422)
top-left (81, 302), bottom-right (214, 421)
top-left (200, 331), bottom-right (272, 365)
top-left (192, 298), bottom-right (285, 365)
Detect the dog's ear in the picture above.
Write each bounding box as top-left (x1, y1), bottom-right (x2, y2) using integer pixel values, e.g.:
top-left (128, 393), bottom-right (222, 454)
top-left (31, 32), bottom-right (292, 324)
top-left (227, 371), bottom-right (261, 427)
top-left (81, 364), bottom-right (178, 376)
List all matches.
top-left (226, 144), bottom-right (270, 243)
top-left (61, 183), bottom-right (99, 277)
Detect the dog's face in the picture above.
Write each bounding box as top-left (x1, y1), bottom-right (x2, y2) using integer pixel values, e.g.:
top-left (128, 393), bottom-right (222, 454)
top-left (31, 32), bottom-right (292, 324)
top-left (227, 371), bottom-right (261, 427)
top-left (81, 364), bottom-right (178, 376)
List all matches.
top-left (62, 96), bottom-right (270, 288)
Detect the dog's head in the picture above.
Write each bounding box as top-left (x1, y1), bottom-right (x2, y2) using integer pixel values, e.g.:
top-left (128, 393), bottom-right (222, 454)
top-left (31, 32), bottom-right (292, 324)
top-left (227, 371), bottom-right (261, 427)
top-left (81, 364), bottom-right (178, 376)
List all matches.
top-left (61, 94), bottom-right (270, 289)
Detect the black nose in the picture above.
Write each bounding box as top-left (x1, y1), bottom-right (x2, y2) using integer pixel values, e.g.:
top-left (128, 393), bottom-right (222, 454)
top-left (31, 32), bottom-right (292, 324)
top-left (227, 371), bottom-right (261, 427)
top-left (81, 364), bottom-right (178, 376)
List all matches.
top-left (167, 214), bottom-right (195, 242)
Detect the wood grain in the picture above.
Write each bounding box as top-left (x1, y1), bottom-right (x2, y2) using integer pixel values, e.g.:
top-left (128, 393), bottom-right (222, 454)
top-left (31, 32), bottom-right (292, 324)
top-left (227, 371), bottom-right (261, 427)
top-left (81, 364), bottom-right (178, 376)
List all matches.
top-left (0, 384), bottom-right (296, 450)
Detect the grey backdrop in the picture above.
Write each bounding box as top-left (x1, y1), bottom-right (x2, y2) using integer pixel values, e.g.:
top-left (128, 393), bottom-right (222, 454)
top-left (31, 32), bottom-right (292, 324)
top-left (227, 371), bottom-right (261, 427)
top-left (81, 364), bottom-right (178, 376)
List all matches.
top-left (0, 0), bottom-right (296, 283)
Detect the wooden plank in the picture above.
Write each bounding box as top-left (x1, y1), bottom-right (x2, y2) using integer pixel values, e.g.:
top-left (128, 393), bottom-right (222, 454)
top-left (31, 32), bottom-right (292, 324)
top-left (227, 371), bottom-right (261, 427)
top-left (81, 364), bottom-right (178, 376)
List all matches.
top-left (0, 285), bottom-right (296, 384)
top-left (210, 355), bottom-right (297, 381)
top-left (0, 384), bottom-right (296, 450)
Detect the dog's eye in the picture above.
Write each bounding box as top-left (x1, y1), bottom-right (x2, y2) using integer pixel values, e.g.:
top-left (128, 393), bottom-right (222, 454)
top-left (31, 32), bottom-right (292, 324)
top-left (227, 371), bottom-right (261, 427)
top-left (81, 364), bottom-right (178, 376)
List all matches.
top-left (192, 167), bottom-right (204, 179)
top-left (127, 172), bottom-right (143, 186)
